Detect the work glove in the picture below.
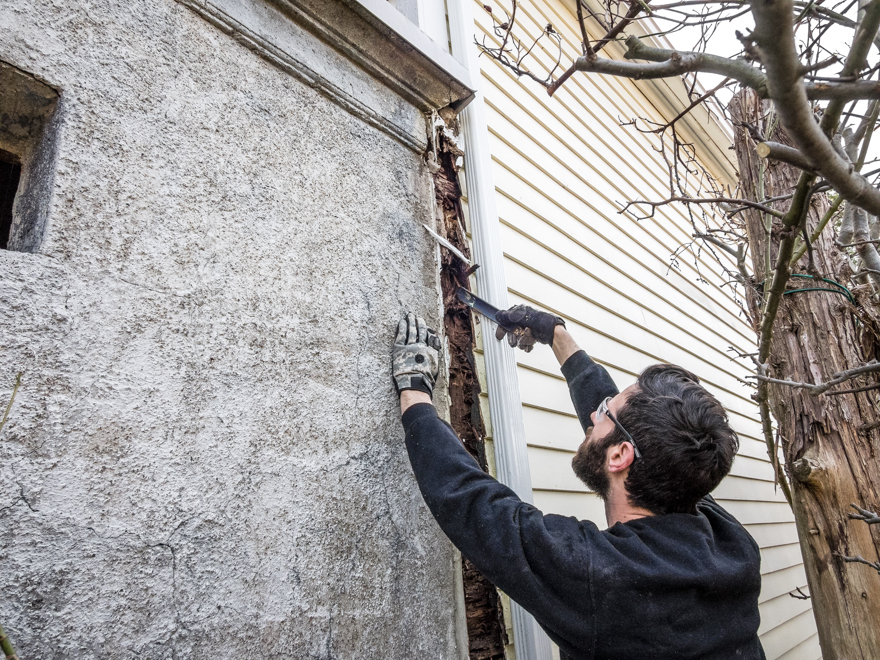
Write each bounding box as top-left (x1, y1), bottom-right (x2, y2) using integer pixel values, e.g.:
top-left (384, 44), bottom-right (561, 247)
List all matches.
top-left (392, 312), bottom-right (442, 397)
top-left (495, 304), bottom-right (565, 352)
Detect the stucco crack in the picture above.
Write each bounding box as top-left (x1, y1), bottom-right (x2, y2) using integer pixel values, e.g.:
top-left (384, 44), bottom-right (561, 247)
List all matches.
top-left (116, 276), bottom-right (191, 298)
top-left (16, 483), bottom-right (37, 512)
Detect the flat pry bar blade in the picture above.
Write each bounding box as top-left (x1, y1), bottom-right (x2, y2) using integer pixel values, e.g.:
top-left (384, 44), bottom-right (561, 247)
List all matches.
top-left (456, 287), bottom-right (510, 328)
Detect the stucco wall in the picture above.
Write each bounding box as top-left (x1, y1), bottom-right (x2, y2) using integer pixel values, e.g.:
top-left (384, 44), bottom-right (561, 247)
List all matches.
top-left (0, 1), bottom-right (456, 657)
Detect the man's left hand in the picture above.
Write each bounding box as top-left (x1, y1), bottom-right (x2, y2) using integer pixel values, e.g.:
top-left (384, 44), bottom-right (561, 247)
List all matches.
top-left (392, 312), bottom-right (442, 397)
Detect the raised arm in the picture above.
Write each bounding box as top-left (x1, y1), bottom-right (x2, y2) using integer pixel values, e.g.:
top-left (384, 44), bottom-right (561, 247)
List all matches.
top-left (494, 308), bottom-right (618, 432)
top-left (391, 314), bottom-right (592, 648)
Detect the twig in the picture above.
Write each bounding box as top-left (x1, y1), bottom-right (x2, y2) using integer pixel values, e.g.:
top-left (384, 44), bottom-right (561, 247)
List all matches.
top-left (622, 195), bottom-right (784, 219)
top-left (789, 586), bottom-right (811, 600)
top-left (826, 383), bottom-right (880, 395)
top-left (756, 168), bottom-right (817, 365)
top-left (748, 361), bottom-right (880, 396)
top-left (848, 503), bottom-right (880, 524)
top-left (693, 233), bottom-right (750, 280)
top-left (792, 194), bottom-right (843, 265)
top-left (0, 373), bottom-right (22, 434)
top-left (835, 552), bottom-right (880, 575)
top-left (801, 224), bottom-right (818, 276)
top-left (476, 2), bottom-right (562, 88)
top-left (549, 0), bottom-right (658, 96)
top-left (0, 622), bottom-right (20, 660)
top-left (755, 378), bottom-right (793, 506)
top-left (837, 238), bottom-right (880, 248)
top-left (799, 55), bottom-right (840, 76)
top-left (652, 77), bottom-right (733, 133)
top-left (576, 0), bottom-right (590, 54)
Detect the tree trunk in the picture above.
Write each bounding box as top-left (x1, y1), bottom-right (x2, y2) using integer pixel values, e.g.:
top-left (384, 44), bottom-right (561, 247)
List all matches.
top-left (730, 91), bottom-right (880, 659)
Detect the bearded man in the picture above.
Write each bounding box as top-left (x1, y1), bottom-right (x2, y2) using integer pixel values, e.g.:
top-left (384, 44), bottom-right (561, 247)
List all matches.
top-left (391, 307), bottom-right (764, 660)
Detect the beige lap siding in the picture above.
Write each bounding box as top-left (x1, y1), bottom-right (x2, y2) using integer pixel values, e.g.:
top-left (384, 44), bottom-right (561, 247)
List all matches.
top-left (463, 0), bottom-right (820, 657)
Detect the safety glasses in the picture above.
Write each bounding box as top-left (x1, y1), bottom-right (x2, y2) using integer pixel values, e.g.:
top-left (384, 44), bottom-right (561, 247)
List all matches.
top-left (596, 396), bottom-right (642, 459)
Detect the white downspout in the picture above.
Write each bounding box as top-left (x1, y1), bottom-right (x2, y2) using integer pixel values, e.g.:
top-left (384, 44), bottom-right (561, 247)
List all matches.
top-left (446, 2), bottom-right (553, 659)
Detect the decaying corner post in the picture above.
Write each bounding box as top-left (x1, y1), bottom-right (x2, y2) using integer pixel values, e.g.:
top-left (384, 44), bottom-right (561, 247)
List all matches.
top-left (429, 127), bottom-right (509, 660)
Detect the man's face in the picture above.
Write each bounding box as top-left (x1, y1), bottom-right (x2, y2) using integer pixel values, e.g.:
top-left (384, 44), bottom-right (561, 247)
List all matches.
top-left (571, 386), bottom-right (636, 499)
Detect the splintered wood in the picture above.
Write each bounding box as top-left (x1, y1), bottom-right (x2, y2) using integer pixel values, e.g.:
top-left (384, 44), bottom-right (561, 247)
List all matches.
top-left (432, 132), bottom-right (508, 660)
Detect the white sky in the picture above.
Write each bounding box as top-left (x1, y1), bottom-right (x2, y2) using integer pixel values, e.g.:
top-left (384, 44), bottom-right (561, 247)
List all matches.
top-left (661, 7), bottom-right (880, 166)
top-left (668, 7), bottom-right (871, 116)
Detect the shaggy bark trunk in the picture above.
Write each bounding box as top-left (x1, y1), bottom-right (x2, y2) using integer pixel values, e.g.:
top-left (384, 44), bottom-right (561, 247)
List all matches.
top-left (432, 132), bottom-right (508, 660)
top-left (731, 91), bottom-right (880, 658)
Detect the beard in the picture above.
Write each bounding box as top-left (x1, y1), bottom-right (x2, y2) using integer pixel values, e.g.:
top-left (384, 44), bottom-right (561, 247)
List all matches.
top-left (571, 427), bottom-right (611, 500)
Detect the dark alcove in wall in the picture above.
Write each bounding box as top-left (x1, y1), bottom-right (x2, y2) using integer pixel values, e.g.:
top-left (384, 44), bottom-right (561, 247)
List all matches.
top-left (0, 61), bottom-right (60, 252)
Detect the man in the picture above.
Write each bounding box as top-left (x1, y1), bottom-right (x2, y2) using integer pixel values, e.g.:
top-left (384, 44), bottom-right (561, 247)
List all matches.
top-left (391, 306), bottom-right (765, 660)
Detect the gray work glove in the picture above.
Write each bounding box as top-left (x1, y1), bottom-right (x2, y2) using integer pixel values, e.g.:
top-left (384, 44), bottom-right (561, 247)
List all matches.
top-left (392, 312), bottom-right (442, 397)
top-left (495, 304), bottom-right (565, 352)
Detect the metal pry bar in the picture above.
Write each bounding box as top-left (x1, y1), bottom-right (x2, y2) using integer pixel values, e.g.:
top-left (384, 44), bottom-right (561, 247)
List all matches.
top-left (422, 223), bottom-right (471, 266)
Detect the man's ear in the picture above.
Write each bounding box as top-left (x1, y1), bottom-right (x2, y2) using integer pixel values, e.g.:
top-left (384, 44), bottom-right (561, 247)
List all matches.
top-left (607, 442), bottom-right (636, 473)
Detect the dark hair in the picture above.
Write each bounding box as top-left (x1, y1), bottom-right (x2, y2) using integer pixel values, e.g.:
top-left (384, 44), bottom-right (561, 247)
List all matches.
top-left (604, 364), bottom-right (739, 515)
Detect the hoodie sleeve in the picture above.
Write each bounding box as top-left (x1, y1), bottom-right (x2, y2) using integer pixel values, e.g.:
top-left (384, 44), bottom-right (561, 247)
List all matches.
top-left (401, 403), bottom-right (593, 647)
top-left (560, 350), bottom-right (619, 432)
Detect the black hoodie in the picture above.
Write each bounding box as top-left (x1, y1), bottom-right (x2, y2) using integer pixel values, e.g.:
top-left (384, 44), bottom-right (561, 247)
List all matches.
top-left (401, 350), bottom-right (765, 659)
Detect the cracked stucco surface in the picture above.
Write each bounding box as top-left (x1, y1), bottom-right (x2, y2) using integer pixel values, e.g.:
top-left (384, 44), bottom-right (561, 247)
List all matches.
top-left (0, 0), bottom-right (456, 657)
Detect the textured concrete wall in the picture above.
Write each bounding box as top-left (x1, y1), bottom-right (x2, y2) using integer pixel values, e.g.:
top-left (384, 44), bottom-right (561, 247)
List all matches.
top-left (0, 1), bottom-right (457, 657)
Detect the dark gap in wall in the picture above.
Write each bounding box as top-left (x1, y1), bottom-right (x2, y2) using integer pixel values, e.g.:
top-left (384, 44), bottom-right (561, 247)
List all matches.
top-left (0, 60), bottom-right (60, 253)
top-left (432, 131), bottom-right (508, 660)
top-left (0, 150), bottom-right (22, 249)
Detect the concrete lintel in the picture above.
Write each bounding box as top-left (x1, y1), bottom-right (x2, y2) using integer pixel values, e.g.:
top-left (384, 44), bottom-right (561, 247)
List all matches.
top-left (271, 0), bottom-right (475, 113)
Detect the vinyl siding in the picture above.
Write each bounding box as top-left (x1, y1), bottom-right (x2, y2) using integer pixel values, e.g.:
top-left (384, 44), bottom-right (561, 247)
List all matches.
top-left (463, 0), bottom-right (820, 657)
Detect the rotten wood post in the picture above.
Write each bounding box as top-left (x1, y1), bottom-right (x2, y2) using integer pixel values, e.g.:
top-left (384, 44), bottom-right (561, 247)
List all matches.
top-left (431, 131), bottom-right (508, 660)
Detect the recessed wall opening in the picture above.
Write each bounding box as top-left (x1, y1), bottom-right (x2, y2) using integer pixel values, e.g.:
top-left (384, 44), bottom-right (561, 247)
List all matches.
top-left (0, 60), bottom-right (60, 253)
top-left (0, 150), bottom-right (22, 250)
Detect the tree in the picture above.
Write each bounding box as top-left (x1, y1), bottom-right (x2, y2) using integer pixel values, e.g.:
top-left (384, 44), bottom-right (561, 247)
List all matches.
top-left (478, 1), bottom-right (880, 657)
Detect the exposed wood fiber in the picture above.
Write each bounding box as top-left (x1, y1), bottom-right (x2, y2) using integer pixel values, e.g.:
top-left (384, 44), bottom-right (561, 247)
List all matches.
top-left (432, 131), bottom-right (508, 660)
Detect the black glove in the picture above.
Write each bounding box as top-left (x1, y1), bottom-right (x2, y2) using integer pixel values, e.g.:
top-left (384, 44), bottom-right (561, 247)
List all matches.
top-left (495, 304), bottom-right (565, 352)
top-left (391, 312), bottom-right (442, 397)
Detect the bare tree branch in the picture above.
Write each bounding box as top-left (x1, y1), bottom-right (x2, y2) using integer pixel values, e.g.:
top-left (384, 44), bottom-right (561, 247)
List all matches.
top-left (852, 205), bottom-right (880, 287)
top-left (550, 0), bottom-right (657, 95)
top-left (805, 80), bottom-right (880, 100)
top-left (751, 0), bottom-right (880, 217)
top-left (622, 195), bottom-right (785, 219)
top-left (836, 553), bottom-right (880, 575)
top-left (756, 141), bottom-right (816, 171)
top-left (476, 2), bottom-right (563, 88)
top-left (570, 35), bottom-right (769, 91)
top-left (754, 378), bottom-right (793, 506)
top-left (838, 237), bottom-right (880, 247)
top-left (849, 503), bottom-right (880, 524)
top-left (748, 360), bottom-right (880, 395)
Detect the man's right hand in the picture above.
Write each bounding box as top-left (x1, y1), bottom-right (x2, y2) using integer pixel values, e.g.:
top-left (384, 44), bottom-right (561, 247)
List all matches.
top-left (495, 304), bottom-right (566, 352)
